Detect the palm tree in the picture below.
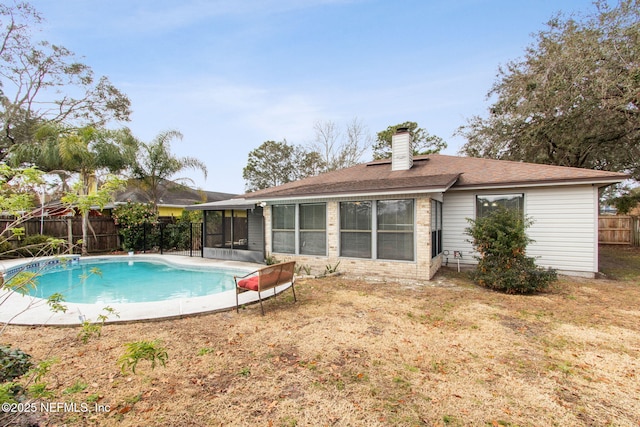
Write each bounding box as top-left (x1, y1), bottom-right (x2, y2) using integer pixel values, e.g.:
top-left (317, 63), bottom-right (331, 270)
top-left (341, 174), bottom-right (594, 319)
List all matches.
top-left (9, 124), bottom-right (138, 254)
top-left (131, 130), bottom-right (208, 213)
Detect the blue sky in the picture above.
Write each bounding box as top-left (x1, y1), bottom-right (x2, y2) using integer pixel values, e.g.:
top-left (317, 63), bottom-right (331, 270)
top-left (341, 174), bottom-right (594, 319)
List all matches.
top-left (29, 0), bottom-right (593, 194)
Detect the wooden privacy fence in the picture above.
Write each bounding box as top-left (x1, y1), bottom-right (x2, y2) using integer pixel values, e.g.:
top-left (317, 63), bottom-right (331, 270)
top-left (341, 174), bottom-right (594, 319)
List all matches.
top-left (599, 216), bottom-right (640, 246)
top-left (0, 216), bottom-right (119, 253)
top-left (0, 217), bottom-right (204, 256)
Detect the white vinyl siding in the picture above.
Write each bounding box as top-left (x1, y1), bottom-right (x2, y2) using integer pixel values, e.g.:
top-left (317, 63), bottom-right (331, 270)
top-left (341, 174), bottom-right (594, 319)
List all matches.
top-left (443, 185), bottom-right (599, 276)
top-left (525, 186), bottom-right (598, 274)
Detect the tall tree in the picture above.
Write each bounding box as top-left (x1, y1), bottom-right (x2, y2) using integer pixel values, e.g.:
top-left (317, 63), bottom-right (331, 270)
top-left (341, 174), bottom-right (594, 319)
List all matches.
top-left (373, 121), bottom-right (447, 160)
top-left (9, 125), bottom-right (137, 190)
top-left (131, 130), bottom-right (208, 213)
top-left (0, 2), bottom-right (131, 159)
top-left (61, 174), bottom-right (125, 254)
top-left (243, 140), bottom-right (323, 192)
top-left (311, 117), bottom-right (371, 171)
top-left (11, 124), bottom-right (136, 254)
top-left (458, 0), bottom-right (640, 179)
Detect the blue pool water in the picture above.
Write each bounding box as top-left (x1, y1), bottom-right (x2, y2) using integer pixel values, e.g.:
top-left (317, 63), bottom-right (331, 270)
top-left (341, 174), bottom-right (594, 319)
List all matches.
top-left (26, 259), bottom-right (243, 304)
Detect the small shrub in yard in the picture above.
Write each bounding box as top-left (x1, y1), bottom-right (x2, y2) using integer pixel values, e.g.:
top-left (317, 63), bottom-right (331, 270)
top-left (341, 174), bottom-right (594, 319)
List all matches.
top-left (0, 345), bottom-right (33, 383)
top-left (466, 208), bottom-right (557, 294)
top-left (118, 340), bottom-right (168, 374)
top-left (16, 234), bottom-right (59, 257)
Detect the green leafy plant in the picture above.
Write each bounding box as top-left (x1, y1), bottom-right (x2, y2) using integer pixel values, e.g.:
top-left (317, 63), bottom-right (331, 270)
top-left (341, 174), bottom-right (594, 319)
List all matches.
top-left (0, 382), bottom-right (18, 404)
top-left (16, 234), bottom-right (61, 257)
top-left (118, 340), bottom-right (169, 374)
top-left (324, 261), bottom-right (340, 274)
top-left (265, 253), bottom-right (279, 265)
top-left (296, 264), bottom-right (312, 275)
top-left (161, 210), bottom-right (203, 251)
top-left (63, 380), bottom-right (88, 395)
top-left (112, 201), bottom-right (158, 251)
top-left (465, 208), bottom-right (557, 294)
top-left (197, 347), bottom-right (214, 356)
top-left (11, 227), bottom-right (25, 243)
top-left (0, 345), bottom-right (33, 383)
top-left (3, 271), bottom-right (38, 295)
top-left (28, 382), bottom-right (55, 399)
top-left (46, 292), bottom-right (68, 313)
top-left (29, 357), bottom-right (60, 383)
top-left (78, 306), bottom-right (120, 343)
top-left (78, 322), bottom-right (102, 344)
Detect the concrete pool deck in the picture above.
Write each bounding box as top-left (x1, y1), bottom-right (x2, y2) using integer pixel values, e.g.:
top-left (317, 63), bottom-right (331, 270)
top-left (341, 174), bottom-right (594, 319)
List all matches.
top-left (0, 254), bottom-right (292, 326)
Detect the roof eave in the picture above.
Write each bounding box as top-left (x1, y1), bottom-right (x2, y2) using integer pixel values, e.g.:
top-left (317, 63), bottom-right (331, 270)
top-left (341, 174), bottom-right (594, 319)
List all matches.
top-left (186, 198), bottom-right (258, 211)
top-left (244, 174), bottom-right (460, 202)
top-left (449, 177), bottom-right (627, 191)
top-left (246, 186), bottom-right (455, 203)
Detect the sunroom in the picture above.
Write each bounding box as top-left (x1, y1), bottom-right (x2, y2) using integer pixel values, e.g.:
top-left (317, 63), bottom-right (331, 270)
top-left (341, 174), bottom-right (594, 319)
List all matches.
top-left (260, 194), bottom-right (445, 281)
top-left (186, 199), bottom-right (265, 263)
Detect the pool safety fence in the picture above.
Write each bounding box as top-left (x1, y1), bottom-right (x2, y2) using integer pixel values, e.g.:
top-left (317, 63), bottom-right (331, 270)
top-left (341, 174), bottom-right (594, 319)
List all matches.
top-left (0, 216), bottom-right (204, 258)
top-left (129, 222), bottom-right (204, 257)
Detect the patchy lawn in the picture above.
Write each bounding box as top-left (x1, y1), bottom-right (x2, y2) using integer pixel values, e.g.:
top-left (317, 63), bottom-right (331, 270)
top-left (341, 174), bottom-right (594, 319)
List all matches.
top-left (599, 244), bottom-right (640, 281)
top-left (1, 246), bottom-right (639, 427)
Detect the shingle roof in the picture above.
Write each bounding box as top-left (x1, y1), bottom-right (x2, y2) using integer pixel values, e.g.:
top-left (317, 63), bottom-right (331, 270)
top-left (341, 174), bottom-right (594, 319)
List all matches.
top-left (413, 154), bottom-right (628, 189)
top-left (244, 154), bottom-right (628, 201)
top-left (115, 179), bottom-right (237, 206)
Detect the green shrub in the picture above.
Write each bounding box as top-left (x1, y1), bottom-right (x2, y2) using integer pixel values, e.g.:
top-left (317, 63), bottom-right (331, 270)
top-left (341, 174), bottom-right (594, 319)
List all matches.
top-left (16, 234), bottom-right (58, 257)
top-left (0, 382), bottom-right (19, 404)
top-left (0, 240), bottom-right (14, 258)
top-left (118, 340), bottom-right (168, 374)
top-left (465, 208), bottom-right (557, 294)
top-left (0, 345), bottom-right (33, 383)
top-left (112, 201), bottom-right (158, 251)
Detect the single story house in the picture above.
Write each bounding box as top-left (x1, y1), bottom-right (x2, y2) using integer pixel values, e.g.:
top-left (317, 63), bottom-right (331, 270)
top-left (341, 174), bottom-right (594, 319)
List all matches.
top-left (188, 130), bottom-right (627, 280)
top-left (112, 179), bottom-right (236, 218)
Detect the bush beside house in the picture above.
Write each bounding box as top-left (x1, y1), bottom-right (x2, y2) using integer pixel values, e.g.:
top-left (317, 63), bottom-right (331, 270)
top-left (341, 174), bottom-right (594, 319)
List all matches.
top-left (466, 208), bottom-right (557, 294)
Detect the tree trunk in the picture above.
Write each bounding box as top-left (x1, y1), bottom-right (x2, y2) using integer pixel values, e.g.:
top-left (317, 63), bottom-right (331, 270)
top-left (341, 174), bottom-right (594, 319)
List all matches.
top-left (81, 210), bottom-right (89, 256)
top-left (67, 217), bottom-right (73, 254)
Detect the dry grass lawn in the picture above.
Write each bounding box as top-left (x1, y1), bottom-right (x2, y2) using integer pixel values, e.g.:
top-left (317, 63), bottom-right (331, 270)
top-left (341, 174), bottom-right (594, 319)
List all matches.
top-left (2, 245), bottom-right (640, 426)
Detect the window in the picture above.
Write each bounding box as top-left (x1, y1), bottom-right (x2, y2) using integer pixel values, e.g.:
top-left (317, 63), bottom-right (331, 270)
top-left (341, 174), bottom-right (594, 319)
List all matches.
top-left (299, 203), bottom-right (326, 255)
top-left (272, 204), bottom-right (295, 253)
top-left (431, 200), bottom-right (442, 258)
top-left (272, 203), bottom-right (327, 255)
top-left (340, 201), bottom-right (372, 258)
top-left (377, 200), bottom-right (414, 261)
top-left (476, 194), bottom-right (524, 218)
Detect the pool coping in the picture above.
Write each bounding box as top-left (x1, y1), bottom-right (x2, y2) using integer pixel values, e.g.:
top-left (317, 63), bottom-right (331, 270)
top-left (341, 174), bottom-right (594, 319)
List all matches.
top-left (0, 254), bottom-right (290, 326)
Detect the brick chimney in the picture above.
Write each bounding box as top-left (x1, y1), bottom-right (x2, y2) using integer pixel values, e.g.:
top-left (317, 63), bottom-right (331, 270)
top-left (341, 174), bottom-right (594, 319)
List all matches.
top-left (391, 127), bottom-right (413, 171)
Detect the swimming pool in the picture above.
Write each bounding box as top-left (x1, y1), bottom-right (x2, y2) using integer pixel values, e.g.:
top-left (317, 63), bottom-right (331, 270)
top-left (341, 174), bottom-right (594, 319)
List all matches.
top-left (25, 258), bottom-right (244, 304)
top-left (0, 255), bottom-right (285, 325)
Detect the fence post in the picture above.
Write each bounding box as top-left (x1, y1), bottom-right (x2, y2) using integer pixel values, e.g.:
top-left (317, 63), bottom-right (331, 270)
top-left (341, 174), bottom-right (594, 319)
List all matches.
top-left (160, 223), bottom-right (164, 255)
top-left (200, 222), bottom-right (204, 258)
top-left (189, 223), bottom-right (193, 257)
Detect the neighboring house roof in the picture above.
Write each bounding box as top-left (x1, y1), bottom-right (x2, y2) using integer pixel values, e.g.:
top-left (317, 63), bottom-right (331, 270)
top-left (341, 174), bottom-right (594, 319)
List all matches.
top-left (114, 179), bottom-right (237, 208)
top-left (240, 154), bottom-right (628, 201)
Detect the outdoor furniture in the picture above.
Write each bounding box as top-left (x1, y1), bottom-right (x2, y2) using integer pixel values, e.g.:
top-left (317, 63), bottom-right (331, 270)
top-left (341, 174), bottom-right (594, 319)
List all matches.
top-left (234, 261), bottom-right (297, 315)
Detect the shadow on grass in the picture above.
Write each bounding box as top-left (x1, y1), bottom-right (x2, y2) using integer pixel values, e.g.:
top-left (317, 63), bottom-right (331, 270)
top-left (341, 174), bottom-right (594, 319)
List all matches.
top-left (599, 244), bottom-right (640, 281)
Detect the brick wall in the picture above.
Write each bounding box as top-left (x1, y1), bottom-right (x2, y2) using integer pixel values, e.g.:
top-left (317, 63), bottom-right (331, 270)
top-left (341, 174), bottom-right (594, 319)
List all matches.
top-left (263, 196), bottom-right (441, 282)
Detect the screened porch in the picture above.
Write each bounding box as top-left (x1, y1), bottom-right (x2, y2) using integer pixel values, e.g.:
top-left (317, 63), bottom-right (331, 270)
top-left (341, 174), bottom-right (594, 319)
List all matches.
top-left (186, 199), bottom-right (265, 263)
